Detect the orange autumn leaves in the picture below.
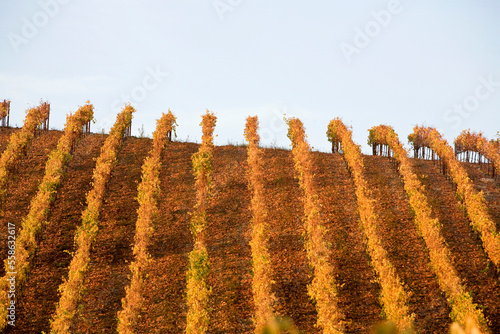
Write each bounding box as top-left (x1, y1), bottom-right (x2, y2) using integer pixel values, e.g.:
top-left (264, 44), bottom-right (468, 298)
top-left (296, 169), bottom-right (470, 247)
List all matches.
top-left (0, 102), bottom-right (94, 331)
top-left (409, 126), bottom-right (500, 269)
top-left (2, 102), bottom-right (498, 333)
top-left (370, 125), bottom-right (489, 333)
top-left (186, 111), bottom-right (216, 334)
top-left (327, 119), bottom-right (415, 333)
top-left (244, 117), bottom-right (275, 333)
top-left (0, 100), bottom-right (9, 121)
top-left (287, 117), bottom-right (344, 334)
top-left (117, 111), bottom-right (177, 333)
top-left (454, 129), bottom-right (500, 176)
top-left (50, 104), bottom-right (135, 333)
top-left (0, 101), bottom-right (50, 199)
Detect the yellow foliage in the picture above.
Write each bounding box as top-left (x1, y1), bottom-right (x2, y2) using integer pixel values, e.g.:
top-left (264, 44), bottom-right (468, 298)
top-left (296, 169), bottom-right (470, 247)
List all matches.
top-left (0, 101), bottom-right (94, 331)
top-left (455, 129), bottom-right (500, 176)
top-left (327, 119), bottom-right (415, 333)
top-left (288, 117), bottom-right (344, 333)
top-left (186, 110), bottom-right (216, 334)
top-left (117, 110), bottom-right (177, 334)
top-left (50, 104), bottom-right (135, 334)
top-left (409, 126), bottom-right (500, 269)
top-left (0, 101), bottom-right (49, 199)
top-left (244, 116), bottom-right (276, 333)
top-left (371, 125), bottom-right (489, 333)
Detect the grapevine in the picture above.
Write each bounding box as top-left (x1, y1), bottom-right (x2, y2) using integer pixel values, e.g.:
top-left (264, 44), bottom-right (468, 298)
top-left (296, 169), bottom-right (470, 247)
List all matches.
top-left (409, 126), bottom-right (500, 268)
top-left (185, 110), bottom-right (216, 334)
top-left (0, 101), bottom-right (94, 331)
top-left (0, 102), bottom-right (49, 199)
top-left (327, 118), bottom-right (415, 332)
top-left (370, 125), bottom-right (489, 333)
top-left (244, 116), bottom-right (276, 333)
top-left (50, 104), bottom-right (135, 333)
top-left (116, 110), bottom-right (177, 333)
top-left (287, 117), bottom-right (344, 333)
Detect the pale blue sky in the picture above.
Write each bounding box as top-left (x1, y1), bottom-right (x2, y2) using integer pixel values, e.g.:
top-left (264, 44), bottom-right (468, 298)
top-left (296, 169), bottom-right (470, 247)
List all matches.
top-left (1, 0), bottom-right (499, 153)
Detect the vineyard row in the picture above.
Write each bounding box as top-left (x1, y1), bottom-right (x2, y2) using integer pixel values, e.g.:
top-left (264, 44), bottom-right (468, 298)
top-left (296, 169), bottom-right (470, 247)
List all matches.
top-left (287, 117), bottom-right (344, 333)
top-left (408, 126), bottom-right (500, 269)
top-left (327, 118), bottom-right (415, 333)
top-left (369, 125), bottom-right (488, 333)
top-left (0, 110), bottom-right (498, 333)
top-left (185, 111), bottom-right (216, 334)
top-left (244, 116), bottom-right (276, 333)
top-left (0, 102), bottom-right (93, 330)
top-left (117, 110), bottom-right (177, 333)
top-left (50, 104), bottom-right (135, 333)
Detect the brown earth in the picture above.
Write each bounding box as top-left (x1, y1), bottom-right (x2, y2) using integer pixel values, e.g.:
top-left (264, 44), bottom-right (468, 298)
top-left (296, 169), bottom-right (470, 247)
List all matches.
top-left (205, 145), bottom-right (254, 333)
top-left (263, 148), bottom-right (318, 333)
top-left (0, 130), bottom-right (500, 333)
top-left (0, 128), bottom-right (18, 153)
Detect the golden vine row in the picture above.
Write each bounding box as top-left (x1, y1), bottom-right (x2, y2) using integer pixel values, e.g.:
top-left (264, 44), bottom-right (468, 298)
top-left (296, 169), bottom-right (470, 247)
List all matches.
top-left (50, 104), bottom-right (135, 333)
top-left (0, 100), bottom-right (9, 120)
top-left (116, 110), bottom-right (177, 333)
top-left (327, 118), bottom-right (414, 332)
top-left (287, 117), bottom-right (344, 333)
top-left (409, 126), bottom-right (500, 268)
top-left (0, 101), bottom-right (49, 199)
top-left (185, 111), bottom-right (216, 334)
top-left (370, 125), bottom-right (489, 333)
top-left (0, 102), bottom-right (94, 330)
top-left (455, 129), bottom-right (500, 176)
top-left (244, 116), bottom-right (275, 333)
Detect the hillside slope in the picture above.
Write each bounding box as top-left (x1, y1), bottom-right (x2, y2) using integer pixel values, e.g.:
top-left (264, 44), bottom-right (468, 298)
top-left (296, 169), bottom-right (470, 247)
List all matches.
top-left (412, 159), bottom-right (500, 332)
top-left (363, 156), bottom-right (451, 333)
top-left (0, 130), bottom-right (63, 279)
top-left (6, 133), bottom-right (106, 333)
top-left (136, 141), bottom-right (198, 333)
top-left (0, 130), bottom-right (499, 333)
top-left (264, 148), bottom-right (318, 333)
top-left (0, 129), bottom-right (18, 153)
top-left (313, 153), bottom-right (382, 333)
top-left (461, 162), bottom-right (500, 230)
top-left (74, 137), bottom-right (152, 333)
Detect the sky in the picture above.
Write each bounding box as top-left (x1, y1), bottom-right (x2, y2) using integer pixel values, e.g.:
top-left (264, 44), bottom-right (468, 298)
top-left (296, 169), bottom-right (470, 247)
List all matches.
top-left (1, 0), bottom-right (499, 153)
